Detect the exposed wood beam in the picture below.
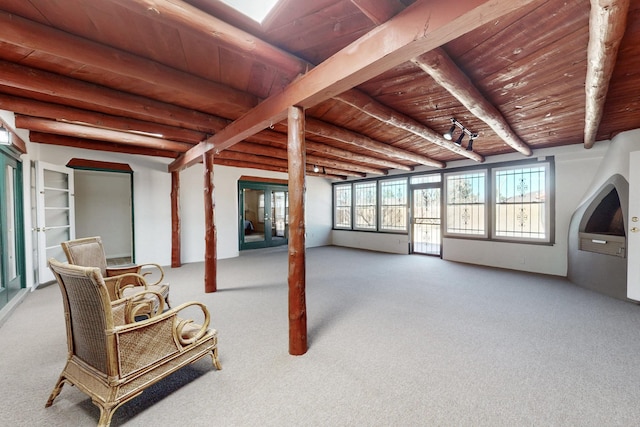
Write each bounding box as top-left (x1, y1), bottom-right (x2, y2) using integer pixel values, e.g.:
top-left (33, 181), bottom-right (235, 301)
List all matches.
top-left (28, 132), bottom-right (178, 158)
top-left (584, 0), bottom-right (630, 149)
top-left (213, 158), bottom-right (349, 180)
top-left (109, 0), bottom-right (309, 75)
top-left (233, 141), bottom-right (387, 175)
top-left (217, 150), bottom-right (364, 178)
top-left (0, 10), bottom-right (257, 119)
top-left (249, 129), bottom-right (414, 171)
top-left (0, 94), bottom-right (208, 144)
top-left (335, 90), bottom-right (483, 162)
top-left (412, 48), bottom-right (532, 156)
top-left (16, 115), bottom-right (193, 152)
top-left (305, 118), bottom-right (445, 167)
top-left (350, 0), bottom-right (406, 25)
top-left (215, 158), bottom-right (289, 174)
top-left (169, 0), bottom-right (533, 172)
top-left (230, 142), bottom-right (386, 175)
top-left (305, 140), bottom-right (413, 171)
top-left (0, 60), bottom-right (228, 133)
top-left (0, 9), bottom-right (438, 170)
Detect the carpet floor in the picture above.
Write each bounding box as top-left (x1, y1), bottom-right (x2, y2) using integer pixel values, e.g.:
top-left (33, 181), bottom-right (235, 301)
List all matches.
top-left (2, 246), bottom-right (640, 426)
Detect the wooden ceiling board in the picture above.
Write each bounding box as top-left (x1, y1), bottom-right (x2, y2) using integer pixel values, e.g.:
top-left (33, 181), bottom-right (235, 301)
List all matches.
top-left (0, 0), bottom-right (636, 177)
top-left (449, 0), bottom-right (589, 80)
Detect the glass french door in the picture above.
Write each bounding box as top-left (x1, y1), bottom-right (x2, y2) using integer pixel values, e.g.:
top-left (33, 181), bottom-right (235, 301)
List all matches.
top-left (35, 162), bottom-right (75, 284)
top-left (411, 185), bottom-right (442, 256)
top-left (239, 182), bottom-right (288, 250)
top-left (0, 151), bottom-right (24, 311)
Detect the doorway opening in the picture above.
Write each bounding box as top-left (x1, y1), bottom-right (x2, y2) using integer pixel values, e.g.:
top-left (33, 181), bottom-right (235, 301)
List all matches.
top-left (68, 159), bottom-right (134, 266)
top-left (410, 176), bottom-right (442, 256)
top-left (239, 179), bottom-right (288, 250)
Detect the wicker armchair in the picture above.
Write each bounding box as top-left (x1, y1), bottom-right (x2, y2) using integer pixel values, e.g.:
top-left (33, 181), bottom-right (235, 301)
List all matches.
top-left (46, 258), bottom-right (221, 427)
top-left (61, 236), bottom-right (170, 311)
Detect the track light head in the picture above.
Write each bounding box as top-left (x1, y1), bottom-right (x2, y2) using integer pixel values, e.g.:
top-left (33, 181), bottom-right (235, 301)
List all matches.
top-left (313, 165), bottom-right (320, 173)
top-left (443, 118), bottom-right (457, 140)
top-left (455, 132), bottom-right (465, 146)
top-left (466, 136), bottom-right (474, 151)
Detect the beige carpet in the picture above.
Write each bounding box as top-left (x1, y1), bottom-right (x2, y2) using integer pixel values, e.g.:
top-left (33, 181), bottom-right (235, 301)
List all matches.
top-left (2, 246), bottom-right (640, 426)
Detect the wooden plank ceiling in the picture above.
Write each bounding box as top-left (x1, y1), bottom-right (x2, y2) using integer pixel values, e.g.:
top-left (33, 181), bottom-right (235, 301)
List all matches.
top-left (0, 0), bottom-right (637, 179)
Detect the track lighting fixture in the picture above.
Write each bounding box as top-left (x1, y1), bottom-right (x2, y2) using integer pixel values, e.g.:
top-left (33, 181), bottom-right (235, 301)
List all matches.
top-left (443, 118), bottom-right (457, 140)
top-left (443, 118), bottom-right (478, 152)
top-left (454, 132), bottom-right (464, 146)
top-left (313, 165), bottom-right (320, 173)
top-left (467, 135), bottom-right (476, 151)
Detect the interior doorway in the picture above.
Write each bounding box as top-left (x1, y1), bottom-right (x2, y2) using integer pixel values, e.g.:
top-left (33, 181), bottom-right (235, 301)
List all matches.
top-left (239, 180), bottom-right (288, 250)
top-left (73, 168), bottom-right (134, 264)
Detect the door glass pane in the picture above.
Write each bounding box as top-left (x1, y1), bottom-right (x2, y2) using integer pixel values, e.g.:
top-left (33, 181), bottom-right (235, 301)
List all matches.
top-left (272, 191), bottom-right (287, 240)
top-left (412, 187), bottom-right (441, 255)
top-left (243, 188), bottom-right (265, 243)
top-left (5, 165), bottom-right (17, 280)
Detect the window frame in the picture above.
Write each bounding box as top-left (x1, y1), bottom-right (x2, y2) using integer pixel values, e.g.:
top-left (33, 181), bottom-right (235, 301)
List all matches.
top-left (378, 177), bottom-right (409, 232)
top-left (353, 181), bottom-right (378, 231)
top-left (443, 169), bottom-right (489, 239)
top-left (331, 157), bottom-right (554, 245)
top-left (491, 160), bottom-right (553, 244)
top-left (333, 183), bottom-right (353, 229)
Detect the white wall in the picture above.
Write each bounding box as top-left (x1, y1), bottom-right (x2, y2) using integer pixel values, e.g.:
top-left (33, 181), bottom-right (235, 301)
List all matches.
top-left (576, 128), bottom-right (640, 206)
top-left (22, 139), bottom-right (333, 276)
top-left (179, 164), bottom-right (332, 261)
top-left (331, 143), bottom-right (610, 276)
top-left (332, 230), bottom-right (409, 254)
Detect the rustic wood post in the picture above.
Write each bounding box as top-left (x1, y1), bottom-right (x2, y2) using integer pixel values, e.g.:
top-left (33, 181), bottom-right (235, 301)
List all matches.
top-left (287, 105), bottom-right (307, 355)
top-left (204, 151), bottom-right (217, 292)
top-left (171, 170), bottom-right (181, 268)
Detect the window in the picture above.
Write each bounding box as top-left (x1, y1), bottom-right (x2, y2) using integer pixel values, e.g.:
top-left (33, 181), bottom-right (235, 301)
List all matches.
top-left (494, 163), bottom-right (550, 242)
top-left (379, 178), bottom-right (408, 231)
top-left (334, 183), bottom-right (352, 229)
top-left (354, 181), bottom-right (377, 230)
top-left (332, 158), bottom-right (553, 244)
top-left (445, 171), bottom-right (487, 237)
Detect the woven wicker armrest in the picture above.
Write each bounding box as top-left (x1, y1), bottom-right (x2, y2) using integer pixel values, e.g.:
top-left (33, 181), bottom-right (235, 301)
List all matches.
top-left (110, 290), bottom-right (164, 324)
top-left (115, 301), bottom-right (211, 346)
top-left (115, 290), bottom-right (166, 323)
top-left (107, 272), bottom-right (149, 300)
top-left (107, 263), bottom-right (164, 286)
top-left (136, 263), bottom-right (165, 286)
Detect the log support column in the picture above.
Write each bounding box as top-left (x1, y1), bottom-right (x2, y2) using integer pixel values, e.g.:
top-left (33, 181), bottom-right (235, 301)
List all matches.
top-left (287, 105), bottom-right (307, 355)
top-left (204, 151), bottom-right (217, 293)
top-left (171, 170), bottom-right (181, 268)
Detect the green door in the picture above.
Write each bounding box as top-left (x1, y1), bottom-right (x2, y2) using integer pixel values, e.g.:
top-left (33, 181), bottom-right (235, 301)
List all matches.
top-left (239, 181), bottom-right (288, 250)
top-left (0, 149), bottom-right (24, 311)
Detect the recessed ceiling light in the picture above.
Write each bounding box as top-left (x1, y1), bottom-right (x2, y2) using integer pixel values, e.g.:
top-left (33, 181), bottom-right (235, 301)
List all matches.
top-left (219, 0), bottom-right (281, 23)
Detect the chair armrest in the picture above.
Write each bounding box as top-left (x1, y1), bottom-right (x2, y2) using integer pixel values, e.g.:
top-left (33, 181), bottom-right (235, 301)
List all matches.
top-left (105, 272), bottom-right (149, 299)
top-left (136, 263), bottom-right (165, 286)
top-left (106, 265), bottom-right (140, 276)
top-left (110, 290), bottom-right (165, 324)
top-left (114, 301), bottom-right (211, 344)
